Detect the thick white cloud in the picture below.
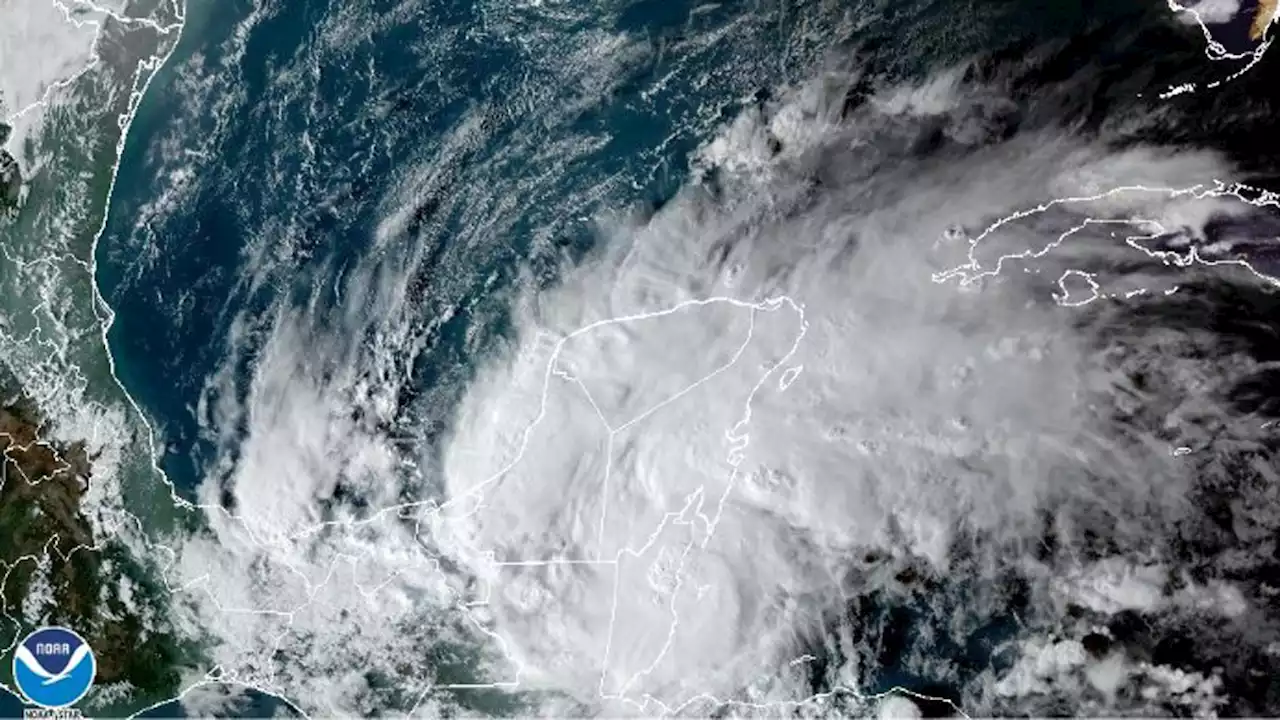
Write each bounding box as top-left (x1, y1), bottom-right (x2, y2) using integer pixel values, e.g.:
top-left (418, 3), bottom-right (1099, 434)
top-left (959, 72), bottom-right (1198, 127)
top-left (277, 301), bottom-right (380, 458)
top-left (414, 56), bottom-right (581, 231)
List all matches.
top-left (1170, 0), bottom-right (1244, 26)
top-left (0, 0), bottom-right (103, 138)
top-left (436, 69), bottom-right (1254, 713)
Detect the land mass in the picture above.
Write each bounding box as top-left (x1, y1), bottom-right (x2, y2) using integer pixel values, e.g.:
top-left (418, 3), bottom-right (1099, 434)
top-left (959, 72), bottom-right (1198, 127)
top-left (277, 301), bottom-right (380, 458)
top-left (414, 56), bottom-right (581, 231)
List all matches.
top-left (1253, 0), bottom-right (1278, 40)
top-left (0, 365), bottom-right (191, 708)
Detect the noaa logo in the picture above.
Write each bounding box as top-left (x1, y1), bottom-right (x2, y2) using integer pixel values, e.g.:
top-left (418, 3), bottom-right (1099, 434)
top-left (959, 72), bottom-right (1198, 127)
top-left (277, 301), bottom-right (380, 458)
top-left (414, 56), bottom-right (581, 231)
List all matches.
top-left (11, 627), bottom-right (95, 709)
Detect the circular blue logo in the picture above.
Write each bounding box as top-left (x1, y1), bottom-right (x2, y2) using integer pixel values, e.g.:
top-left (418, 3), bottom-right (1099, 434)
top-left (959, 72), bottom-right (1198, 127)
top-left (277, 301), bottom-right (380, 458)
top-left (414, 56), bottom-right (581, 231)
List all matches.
top-left (12, 627), bottom-right (96, 709)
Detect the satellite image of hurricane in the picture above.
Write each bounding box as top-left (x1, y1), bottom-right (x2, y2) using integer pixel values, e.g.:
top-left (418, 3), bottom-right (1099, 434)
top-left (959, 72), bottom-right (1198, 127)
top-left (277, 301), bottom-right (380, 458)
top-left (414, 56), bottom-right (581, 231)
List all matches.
top-left (3, 0), bottom-right (1280, 717)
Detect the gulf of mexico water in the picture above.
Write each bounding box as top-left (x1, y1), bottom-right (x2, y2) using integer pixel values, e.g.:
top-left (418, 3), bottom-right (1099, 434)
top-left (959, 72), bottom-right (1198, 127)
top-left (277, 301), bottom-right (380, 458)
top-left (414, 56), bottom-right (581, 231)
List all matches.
top-left (95, 0), bottom-right (862, 503)
top-left (93, 1), bottom-right (891, 712)
top-left (93, 0), bottom-right (1172, 505)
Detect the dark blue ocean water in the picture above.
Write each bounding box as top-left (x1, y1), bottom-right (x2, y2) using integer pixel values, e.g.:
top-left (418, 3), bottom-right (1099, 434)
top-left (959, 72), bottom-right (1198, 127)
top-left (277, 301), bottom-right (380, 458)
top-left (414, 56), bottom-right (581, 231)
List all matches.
top-left (0, 687), bottom-right (18, 717)
top-left (95, 0), bottom-right (1161, 504)
top-left (97, 0), bottom-right (873, 502)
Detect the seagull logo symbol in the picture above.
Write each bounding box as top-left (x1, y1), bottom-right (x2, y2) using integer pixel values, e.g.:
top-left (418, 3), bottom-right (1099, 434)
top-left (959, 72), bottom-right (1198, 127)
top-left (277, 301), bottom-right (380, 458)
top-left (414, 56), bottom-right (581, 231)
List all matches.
top-left (12, 627), bottom-right (97, 709)
top-left (14, 644), bottom-right (92, 686)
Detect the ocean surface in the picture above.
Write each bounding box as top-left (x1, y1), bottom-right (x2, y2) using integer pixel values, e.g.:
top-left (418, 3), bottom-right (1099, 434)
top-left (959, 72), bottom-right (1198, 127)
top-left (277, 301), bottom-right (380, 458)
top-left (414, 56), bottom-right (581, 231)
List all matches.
top-left (96, 0), bottom-right (850, 501)
top-left (93, 0), bottom-right (1181, 504)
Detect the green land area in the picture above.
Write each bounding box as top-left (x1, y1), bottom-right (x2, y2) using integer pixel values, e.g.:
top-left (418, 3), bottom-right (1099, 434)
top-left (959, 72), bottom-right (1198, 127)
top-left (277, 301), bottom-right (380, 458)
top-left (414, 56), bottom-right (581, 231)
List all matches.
top-left (0, 365), bottom-right (190, 707)
top-left (0, 3), bottom-right (204, 714)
